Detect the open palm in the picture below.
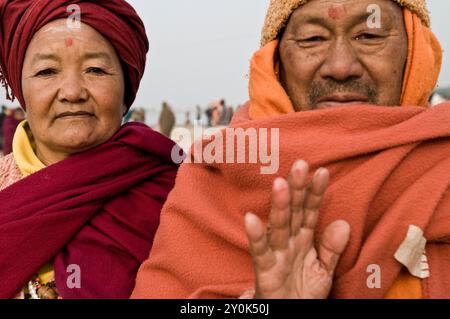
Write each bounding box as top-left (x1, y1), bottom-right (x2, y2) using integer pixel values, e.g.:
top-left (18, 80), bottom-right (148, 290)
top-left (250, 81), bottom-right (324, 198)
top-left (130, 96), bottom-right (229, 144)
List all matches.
top-left (245, 160), bottom-right (351, 299)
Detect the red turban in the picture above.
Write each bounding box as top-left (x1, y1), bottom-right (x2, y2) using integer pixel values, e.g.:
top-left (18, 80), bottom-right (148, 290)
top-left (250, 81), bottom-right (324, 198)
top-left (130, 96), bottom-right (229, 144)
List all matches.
top-left (0, 0), bottom-right (149, 110)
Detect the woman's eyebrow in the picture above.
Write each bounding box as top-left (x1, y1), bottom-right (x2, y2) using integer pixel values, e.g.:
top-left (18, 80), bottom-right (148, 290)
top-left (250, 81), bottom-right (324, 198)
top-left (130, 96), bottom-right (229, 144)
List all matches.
top-left (83, 52), bottom-right (112, 62)
top-left (31, 53), bottom-right (60, 64)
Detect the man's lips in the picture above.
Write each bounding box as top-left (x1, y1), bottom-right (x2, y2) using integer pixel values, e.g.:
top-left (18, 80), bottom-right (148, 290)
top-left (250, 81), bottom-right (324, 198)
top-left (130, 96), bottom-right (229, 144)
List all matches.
top-left (56, 111), bottom-right (94, 119)
top-left (316, 93), bottom-right (369, 108)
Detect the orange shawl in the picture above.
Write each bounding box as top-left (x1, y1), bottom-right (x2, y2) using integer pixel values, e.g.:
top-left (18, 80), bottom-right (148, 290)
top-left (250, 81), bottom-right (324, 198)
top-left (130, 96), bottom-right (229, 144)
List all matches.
top-left (132, 9), bottom-right (447, 299)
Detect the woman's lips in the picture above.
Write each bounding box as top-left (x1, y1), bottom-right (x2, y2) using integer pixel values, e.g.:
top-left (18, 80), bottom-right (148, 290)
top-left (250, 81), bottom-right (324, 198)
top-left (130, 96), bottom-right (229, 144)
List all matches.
top-left (56, 111), bottom-right (94, 119)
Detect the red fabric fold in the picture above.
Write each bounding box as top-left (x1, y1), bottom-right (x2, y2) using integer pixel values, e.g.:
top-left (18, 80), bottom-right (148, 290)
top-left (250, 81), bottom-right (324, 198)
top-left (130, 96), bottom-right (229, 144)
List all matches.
top-left (0, 122), bottom-right (180, 299)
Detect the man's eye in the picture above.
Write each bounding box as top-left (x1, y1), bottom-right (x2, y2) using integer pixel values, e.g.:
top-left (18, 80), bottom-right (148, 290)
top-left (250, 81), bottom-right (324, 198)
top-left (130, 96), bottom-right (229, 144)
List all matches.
top-left (87, 67), bottom-right (107, 74)
top-left (355, 33), bottom-right (382, 41)
top-left (35, 68), bottom-right (56, 77)
top-left (301, 36), bottom-right (325, 42)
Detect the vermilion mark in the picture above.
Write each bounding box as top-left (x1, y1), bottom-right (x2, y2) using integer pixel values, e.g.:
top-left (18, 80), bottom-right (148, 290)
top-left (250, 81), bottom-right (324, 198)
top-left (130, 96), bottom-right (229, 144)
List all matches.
top-left (65, 37), bottom-right (74, 47)
top-left (328, 6), bottom-right (345, 20)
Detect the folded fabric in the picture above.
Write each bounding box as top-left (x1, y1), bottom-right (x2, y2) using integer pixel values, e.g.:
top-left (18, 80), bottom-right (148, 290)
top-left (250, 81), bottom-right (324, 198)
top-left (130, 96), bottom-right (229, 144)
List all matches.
top-left (132, 103), bottom-right (450, 299)
top-left (0, 123), bottom-right (179, 298)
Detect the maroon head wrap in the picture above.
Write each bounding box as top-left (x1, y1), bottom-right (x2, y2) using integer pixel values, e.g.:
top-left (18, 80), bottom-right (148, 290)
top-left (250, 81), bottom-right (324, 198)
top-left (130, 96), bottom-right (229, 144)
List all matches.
top-left (0, 0), bottom-right (149, 109)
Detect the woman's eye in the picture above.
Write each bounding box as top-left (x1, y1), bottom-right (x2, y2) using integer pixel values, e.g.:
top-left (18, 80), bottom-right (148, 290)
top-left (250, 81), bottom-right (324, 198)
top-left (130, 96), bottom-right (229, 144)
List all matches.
top-left (87, 67), bottom-right (107, 74)
top-left (35, 68), bottom-right (56, 77)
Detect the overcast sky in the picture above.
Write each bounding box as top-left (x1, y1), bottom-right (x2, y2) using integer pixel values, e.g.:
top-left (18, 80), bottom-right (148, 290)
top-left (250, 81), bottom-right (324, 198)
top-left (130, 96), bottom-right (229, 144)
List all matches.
top-left (1, 0), bottom-right (449, 124)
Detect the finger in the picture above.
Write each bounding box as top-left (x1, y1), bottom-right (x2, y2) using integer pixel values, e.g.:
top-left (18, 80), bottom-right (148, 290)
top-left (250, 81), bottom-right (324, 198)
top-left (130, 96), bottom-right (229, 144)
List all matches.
top-left (292, 227), bottom-right (316, 261)
top-left (245, 212), bottom-right (276, 272)
top-left (268, 178), bottom-right (291, 251)
top-left (288, 160), bottom-right (309, 236)
top-left (318, 220), bottom-right (351, 273)
top-left (302, 168), bottom-right (330, 230)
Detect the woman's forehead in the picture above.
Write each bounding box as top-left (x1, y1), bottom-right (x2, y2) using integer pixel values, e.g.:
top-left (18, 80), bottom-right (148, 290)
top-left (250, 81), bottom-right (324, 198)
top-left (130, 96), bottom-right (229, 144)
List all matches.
top-left (27, 19), bottom-right (114, 54)
top-left (33, 19), bottom-right (108, 45)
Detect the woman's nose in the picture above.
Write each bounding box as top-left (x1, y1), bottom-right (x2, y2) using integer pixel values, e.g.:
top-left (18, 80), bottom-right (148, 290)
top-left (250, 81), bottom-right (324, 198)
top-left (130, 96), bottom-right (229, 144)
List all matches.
top-left (57, 71), bottom-right (89, 103)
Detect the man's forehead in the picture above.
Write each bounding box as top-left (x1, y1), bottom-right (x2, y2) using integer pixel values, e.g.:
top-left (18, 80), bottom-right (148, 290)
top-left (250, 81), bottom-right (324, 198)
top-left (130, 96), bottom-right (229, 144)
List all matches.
top-left (301, 0), bottom-right (395, 10)
top-left (260, 0), bottom-right (430, 46)
top-left (289, 0), bottom-right (399, 27)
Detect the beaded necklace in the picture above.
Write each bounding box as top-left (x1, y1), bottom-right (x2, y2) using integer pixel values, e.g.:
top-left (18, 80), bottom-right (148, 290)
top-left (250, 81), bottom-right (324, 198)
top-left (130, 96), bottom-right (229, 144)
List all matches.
top-left (27, 275), bottom-right (60, 299)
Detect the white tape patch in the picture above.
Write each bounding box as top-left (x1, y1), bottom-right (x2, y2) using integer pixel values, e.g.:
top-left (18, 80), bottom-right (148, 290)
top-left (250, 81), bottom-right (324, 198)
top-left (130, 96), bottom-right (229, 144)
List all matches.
top-left (394, 225), bottom-right (430, 279)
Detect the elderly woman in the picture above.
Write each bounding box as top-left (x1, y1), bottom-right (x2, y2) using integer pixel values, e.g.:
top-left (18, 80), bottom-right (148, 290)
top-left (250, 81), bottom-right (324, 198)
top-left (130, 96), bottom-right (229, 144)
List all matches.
top-left (0, 0), bottom-right (180, 299)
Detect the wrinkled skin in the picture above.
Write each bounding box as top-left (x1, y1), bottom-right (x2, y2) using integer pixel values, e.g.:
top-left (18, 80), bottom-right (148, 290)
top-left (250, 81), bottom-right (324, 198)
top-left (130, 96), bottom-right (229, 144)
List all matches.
top-left (279, 0), bottom-right (407, 111)
top-left (22, 19), bottom-right (126, 165)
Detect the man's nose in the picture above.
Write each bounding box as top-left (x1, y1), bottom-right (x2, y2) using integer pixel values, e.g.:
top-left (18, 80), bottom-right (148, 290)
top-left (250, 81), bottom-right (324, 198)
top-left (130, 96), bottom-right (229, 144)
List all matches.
top-left (319, 39), bottom-right (364, 82)
top-left (57, 71), bottom-right (89, 103)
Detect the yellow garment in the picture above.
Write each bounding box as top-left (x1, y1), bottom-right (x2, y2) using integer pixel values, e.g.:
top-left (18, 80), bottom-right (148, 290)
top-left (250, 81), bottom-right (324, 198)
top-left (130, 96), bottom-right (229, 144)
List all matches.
top-left (37, 264), bottom-right (55, 284)
top-left (385, 269), bottom-right (422, 299)
top-left (12, 121), bottom-right (46, 177)
top-left (12, 120), bottom-right (55, 296)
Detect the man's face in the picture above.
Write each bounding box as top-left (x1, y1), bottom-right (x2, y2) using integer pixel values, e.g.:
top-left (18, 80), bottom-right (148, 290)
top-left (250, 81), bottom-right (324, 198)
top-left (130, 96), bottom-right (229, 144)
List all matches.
top-left (278, 0), bottom-right (408, 111)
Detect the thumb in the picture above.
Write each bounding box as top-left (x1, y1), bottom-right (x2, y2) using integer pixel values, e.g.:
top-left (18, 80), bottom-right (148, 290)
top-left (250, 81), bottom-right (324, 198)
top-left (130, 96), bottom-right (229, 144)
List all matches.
top-left (318, 220), bottom-right (351, 272)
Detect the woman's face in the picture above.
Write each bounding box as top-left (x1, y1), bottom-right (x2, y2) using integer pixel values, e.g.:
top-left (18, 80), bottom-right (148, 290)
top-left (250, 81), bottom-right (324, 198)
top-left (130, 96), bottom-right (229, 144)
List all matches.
top-left (22, 19), bottom-right (126, 164)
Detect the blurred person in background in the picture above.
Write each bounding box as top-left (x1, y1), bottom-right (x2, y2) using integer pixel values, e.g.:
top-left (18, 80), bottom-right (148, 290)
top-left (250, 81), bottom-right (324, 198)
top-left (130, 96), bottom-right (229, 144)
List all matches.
top-left (158, 101), bottom-right (176, 137)
top-left (2, 107), bottom-right (24, 155)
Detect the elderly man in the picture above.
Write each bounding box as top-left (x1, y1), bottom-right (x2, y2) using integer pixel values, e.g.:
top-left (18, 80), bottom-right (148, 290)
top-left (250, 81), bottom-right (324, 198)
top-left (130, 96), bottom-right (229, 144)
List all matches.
top-left (132, 0), bottom-right (449, 299)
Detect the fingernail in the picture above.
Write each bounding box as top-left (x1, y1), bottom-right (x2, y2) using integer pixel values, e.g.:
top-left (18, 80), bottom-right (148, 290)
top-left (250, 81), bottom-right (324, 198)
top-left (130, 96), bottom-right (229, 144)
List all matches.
top-left (293, 160), bottom-right (308, 172)
top-left (274, 177), bottom-right (287, 190)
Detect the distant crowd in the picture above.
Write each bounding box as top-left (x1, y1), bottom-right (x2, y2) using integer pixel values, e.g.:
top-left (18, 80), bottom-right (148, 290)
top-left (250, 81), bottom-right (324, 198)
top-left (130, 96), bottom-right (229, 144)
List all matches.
top-left (0, 99), bottom-right (240, 156)
top-left (4, 88), bottom-right (446, 155)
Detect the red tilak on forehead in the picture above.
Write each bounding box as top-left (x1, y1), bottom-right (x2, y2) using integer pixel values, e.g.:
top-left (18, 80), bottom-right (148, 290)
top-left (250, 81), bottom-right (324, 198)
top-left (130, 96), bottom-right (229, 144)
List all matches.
top-left (65, 37), bottom-right (74, 47)
top-left (328, 6), bottom-right (345, 20)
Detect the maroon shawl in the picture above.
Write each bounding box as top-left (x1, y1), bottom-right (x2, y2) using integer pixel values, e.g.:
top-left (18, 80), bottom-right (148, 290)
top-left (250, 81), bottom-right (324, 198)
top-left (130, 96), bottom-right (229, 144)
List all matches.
top-left (0, 122), bottom-right (180, 298)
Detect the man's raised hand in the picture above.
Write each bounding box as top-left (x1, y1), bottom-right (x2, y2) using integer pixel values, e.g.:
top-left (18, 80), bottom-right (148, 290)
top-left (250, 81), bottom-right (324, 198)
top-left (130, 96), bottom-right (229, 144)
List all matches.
top-left (245, 160), bottom-right (351, 299)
